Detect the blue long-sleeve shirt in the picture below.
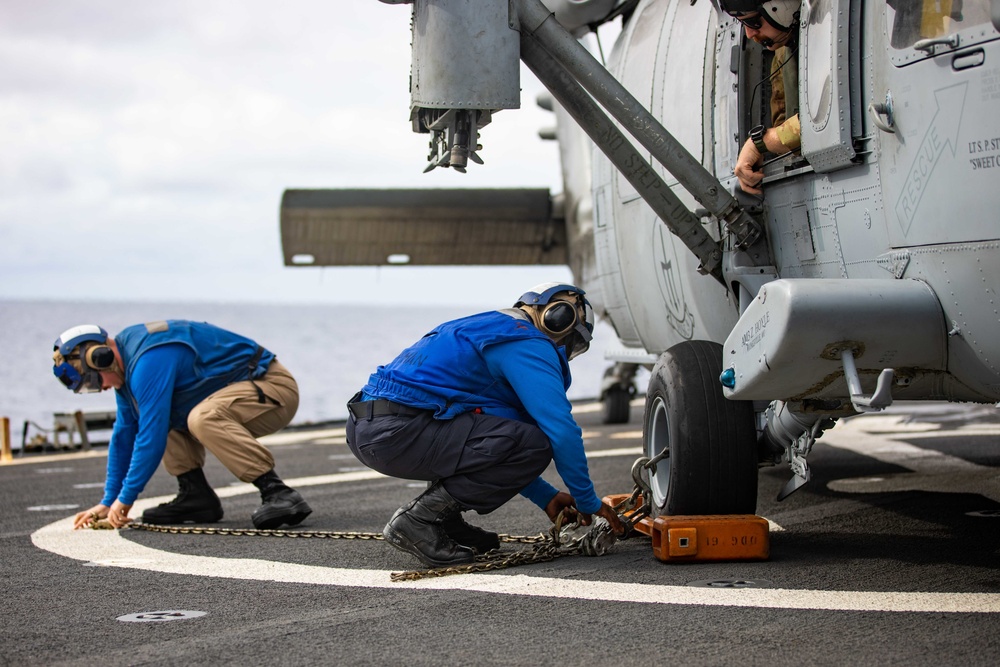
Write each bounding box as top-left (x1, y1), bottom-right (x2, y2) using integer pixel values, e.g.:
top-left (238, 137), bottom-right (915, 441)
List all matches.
top-left (102, 345), bottom-right (193, 506)
top-left (483, 338), bottom-right (601, 514)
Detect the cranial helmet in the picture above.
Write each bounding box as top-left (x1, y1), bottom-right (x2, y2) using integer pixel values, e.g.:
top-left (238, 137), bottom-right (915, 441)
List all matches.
top-left (514, 282), bottom-right (594, 360)
top-left (52, 324), bottom-right (112, 393)
top-left (718, 0), bottom-right (800, 32)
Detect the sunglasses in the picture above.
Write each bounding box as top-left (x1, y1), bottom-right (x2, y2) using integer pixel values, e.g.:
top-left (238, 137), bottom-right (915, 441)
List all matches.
top-left (735, 13), bottom-right (764, 30)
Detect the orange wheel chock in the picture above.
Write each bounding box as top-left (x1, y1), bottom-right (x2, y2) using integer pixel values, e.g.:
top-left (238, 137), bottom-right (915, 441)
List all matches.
top-left (604, 494), bottom-right (770, 563)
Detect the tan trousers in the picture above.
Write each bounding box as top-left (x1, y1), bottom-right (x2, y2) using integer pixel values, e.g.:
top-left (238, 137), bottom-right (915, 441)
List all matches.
top-left (163, 359), bottom-right (299, 482)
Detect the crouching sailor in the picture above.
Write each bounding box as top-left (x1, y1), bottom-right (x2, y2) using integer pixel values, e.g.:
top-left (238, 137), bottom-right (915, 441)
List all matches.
top-left (52, 321), bottom-right (312, 530)
top-left (346, 283), bottom-right (624, 568)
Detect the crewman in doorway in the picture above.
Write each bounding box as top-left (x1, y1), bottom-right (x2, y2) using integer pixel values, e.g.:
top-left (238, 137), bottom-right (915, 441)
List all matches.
top-left (720, 0), bottom-right (802, 194)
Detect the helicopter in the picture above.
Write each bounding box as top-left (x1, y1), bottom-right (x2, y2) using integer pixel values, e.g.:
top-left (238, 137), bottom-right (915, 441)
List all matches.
top-left (280, 0), bottom-right (1000, 516)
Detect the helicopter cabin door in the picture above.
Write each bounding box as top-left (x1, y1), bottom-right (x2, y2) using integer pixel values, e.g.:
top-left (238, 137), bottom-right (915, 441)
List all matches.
top-left (798, 0), bottom-right (862, 172)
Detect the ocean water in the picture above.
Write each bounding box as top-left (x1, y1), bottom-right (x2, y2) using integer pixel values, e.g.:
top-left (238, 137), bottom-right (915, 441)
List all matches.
top-left (0, 299), bottom-right (630, 446)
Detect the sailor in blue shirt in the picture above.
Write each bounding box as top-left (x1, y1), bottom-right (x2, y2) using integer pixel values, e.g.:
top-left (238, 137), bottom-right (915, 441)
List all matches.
top-left (53, 321), bottom-right (312, 530)
top-left (346, 283), bottom-right (625, 568)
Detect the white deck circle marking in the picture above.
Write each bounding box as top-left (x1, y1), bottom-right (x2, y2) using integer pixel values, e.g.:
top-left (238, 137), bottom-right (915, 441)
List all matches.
top-left (31, 462), bottom-right (1000, 614)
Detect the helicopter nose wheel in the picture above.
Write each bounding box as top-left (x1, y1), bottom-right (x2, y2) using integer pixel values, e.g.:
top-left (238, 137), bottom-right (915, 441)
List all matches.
top-left (643, 340), bottom-right (758, 515)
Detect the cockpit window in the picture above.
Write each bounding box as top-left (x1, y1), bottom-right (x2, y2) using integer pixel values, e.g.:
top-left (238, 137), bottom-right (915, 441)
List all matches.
top-left (888, 0), bottom-right (995, 50)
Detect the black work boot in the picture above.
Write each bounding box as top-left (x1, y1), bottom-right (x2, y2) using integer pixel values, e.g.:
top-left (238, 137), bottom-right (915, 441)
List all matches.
top-left (383, 482), bottom-right (476, 567)
top-left (441, 513), bottom-right (500, 555)
top-left (141, 468), bottom-right (223, 525)
top-left (251, 470), bottom-right (312, 529)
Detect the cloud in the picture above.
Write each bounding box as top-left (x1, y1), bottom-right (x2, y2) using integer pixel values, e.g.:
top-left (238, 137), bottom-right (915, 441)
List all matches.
top-left (0, 0), bottom-right (566, 305)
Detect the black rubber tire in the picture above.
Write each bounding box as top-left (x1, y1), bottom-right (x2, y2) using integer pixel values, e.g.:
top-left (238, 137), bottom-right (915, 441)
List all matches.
top-left (601, 385), bottom-right (631, 424)
top-left (642, 340), bottom-right (758, 515)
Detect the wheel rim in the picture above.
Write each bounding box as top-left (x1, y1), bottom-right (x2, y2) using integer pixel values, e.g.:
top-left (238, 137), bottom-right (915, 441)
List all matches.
top-left (645, 395), bottom-right (670, 510)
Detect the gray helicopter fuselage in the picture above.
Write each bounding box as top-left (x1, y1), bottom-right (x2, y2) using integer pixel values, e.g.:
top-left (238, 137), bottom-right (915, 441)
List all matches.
top-left (578, 0), bottom-right (1000, 406)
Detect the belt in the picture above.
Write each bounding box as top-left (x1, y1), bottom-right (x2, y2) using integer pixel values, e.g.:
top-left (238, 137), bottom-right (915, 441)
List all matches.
top-left (348, 398), bottom-right (428, 419)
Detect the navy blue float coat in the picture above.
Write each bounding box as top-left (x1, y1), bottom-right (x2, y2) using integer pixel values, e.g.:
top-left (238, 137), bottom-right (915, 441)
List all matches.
top-left (362, 310), bottom-right (601, 514)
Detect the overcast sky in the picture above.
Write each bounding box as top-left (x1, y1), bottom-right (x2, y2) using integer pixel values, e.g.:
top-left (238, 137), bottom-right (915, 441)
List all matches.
top-left (0, 1), bottom-right (581, 306)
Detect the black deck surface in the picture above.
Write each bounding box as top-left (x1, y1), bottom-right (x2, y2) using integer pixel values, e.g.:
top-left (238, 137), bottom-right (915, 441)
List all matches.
top-left (2, 400), bottom-right (998, 666)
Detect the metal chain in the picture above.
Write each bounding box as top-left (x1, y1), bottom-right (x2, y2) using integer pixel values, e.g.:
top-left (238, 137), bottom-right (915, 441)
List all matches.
top-left (105, 520), bottom-right (561, 580)
top-left (390, 540), bottom-right (565, 581)
top-left (90, 457), bottom-right (659, 581)
top-left (120, 521), bottom-right (547, 544)
top-left (391, 510), bottom-right (625, 581)
top-left (126, 523), bottom-right (386, 539)
top-left (93, 517), bottom-right (610, 581)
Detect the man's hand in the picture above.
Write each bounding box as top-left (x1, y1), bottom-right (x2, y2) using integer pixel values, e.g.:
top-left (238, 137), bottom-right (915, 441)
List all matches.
top-left (544, 494), bottom-right (625, 537)
top-left (107, 500), bottom-right (134, 528)
top-left (734, 138), bottom-right (764, 195)
top-left (591, 502), bottom-right (625, 536)
top-left (73, 504), bottom-right (109, 530)
top-left (544, 491), bottom-right (579, 523)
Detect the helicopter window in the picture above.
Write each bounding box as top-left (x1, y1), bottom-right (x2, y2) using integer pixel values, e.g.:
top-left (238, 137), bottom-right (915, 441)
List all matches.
top-left (736, 29), bottom-right (804, 163)
top-left (887, 0), bottom-right (995, 50)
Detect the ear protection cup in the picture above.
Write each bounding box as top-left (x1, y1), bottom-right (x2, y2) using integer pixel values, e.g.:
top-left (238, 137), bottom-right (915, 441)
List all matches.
top-left (539, 301), bottom-right (579, 337)
top-left (84, 344), bottom-right (115, 370)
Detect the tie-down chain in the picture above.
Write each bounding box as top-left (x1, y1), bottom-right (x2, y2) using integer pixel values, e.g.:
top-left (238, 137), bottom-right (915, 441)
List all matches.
top-left (88, 456), bottom-right (660, 580)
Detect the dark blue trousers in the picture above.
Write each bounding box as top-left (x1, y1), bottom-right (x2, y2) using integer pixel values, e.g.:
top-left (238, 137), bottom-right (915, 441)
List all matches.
top-left (346, 408), bottom-right (552, 513)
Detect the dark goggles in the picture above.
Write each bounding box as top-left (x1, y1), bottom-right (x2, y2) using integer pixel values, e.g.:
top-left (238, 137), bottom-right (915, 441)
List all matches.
top-left (734, 12), bottom-right (764, 30)
top-left (53, 361), bottom-right (103, 393)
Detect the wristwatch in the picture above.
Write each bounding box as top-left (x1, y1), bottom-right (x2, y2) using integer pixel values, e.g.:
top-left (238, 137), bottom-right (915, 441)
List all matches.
top-left (750, 124), bottom-right (767, 153)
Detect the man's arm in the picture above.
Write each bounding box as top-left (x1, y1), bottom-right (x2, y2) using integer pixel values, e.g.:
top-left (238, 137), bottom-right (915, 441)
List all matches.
top-left (734, 114), bottom-right (801, 194)
top-left (114, 345), bottom-right (194, 505)
top-left (484, 338), bottom-right (603, 514)
top-left (100, 391), bottom-right (138, 507)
